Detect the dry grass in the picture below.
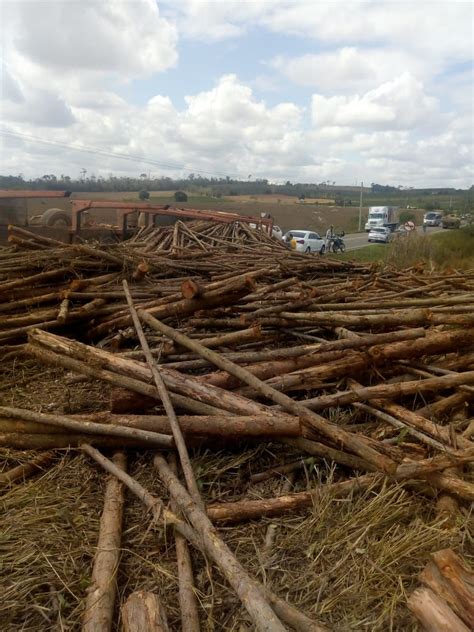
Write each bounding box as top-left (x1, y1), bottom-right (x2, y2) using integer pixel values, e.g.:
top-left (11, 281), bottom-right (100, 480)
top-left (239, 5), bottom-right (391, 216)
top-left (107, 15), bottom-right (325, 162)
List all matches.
top-left (1, 447), bottom-right (471, 631)
top-left (1, 360), bottom-right (473, 631)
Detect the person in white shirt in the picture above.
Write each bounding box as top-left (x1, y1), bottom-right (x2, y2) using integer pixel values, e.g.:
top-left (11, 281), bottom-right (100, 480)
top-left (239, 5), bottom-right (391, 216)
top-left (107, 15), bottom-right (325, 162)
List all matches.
top-left (325, 225), bottom-right (334, 251)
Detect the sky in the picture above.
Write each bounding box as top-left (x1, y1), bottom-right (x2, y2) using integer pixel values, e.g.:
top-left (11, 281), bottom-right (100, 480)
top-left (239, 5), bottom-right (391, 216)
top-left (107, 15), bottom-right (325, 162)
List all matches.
top-left (0, 0), bottom-right (473, 187)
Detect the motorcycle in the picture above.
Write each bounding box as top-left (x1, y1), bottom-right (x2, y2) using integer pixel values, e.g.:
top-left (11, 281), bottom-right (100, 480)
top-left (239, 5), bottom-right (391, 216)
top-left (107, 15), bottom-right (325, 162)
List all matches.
top-left (330, 232), bottom-right (346, 253)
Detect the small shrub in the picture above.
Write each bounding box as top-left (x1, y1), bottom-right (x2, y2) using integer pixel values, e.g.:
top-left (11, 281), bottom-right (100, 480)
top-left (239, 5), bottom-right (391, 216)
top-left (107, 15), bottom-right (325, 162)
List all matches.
top-left (138, 190), bottom-right (150, 201)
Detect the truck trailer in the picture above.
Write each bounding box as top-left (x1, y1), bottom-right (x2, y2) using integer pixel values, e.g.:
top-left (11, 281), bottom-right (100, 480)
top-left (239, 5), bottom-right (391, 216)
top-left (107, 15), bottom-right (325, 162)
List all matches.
top-left (364, 206), bottom-right (399, 232)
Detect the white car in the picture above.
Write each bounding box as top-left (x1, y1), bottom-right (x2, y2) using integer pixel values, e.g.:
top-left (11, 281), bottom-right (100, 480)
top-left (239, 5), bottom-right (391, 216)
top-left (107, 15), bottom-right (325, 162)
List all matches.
top-left (272, 225), bottom-right (283, 240)
top-left (284, 230), bottom-right (325, 253)
top-left (368, 226), bottom-right (392, 243)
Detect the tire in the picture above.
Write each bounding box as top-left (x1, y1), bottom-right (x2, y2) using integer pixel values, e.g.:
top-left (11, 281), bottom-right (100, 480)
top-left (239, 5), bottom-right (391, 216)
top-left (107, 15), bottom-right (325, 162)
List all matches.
top-left (339, 243), bottom-right (346, 253)
top-left (320, 245), bottom-right (325, 255)
top-left (305, 246), bottom-right (311, 253)
top-left (41, 207), bottom-right (72, 227)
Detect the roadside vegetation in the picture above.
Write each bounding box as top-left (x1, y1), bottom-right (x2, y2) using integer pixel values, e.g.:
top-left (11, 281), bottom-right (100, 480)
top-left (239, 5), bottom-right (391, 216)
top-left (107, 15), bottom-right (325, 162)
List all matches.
top-left (337, 227), bottom-right (474, 269)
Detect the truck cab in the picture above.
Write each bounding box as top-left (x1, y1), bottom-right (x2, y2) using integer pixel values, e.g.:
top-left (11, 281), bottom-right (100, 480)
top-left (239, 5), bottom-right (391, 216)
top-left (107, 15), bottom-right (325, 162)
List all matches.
top-left (364, 206), bottom-right (399, 232)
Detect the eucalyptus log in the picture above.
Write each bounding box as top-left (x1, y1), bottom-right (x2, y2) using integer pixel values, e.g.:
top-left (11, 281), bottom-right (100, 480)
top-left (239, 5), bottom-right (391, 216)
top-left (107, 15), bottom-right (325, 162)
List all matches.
top-left (121, 591), bottom-right (170, 632)
top-left (141, 313), bottom-right (396, 473)
top-left (123, 279), bottom-right (202, 508)
top-left (420, 550), bottom-right (474, 627)
top-left (169, 454), bottom-right (201, 632)
top-left (0, 406), bottom-right (173, 448)
top-left (0, 450), bottom-right (55, 484)
top-left (408, 587), bottom-right (469, 632)
top-left (83, 452), bottom-right (126, 632)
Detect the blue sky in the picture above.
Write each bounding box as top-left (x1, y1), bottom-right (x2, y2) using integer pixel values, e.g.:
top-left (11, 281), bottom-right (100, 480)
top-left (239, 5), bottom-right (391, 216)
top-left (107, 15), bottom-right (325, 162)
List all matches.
top-left (1, 0), bottom-right (473, 186)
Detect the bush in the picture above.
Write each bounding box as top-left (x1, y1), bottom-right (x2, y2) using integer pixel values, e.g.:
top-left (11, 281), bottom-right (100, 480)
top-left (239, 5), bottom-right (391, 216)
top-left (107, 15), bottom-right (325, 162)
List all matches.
top-left (174, 191), bottom-right (188, 202)
top-left (138, 190), bottom-right (150, 201)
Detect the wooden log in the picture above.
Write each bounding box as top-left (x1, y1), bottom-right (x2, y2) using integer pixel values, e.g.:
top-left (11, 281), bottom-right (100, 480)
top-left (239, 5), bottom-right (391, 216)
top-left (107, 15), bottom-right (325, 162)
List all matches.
top-left (0, 266), bottom-right (72, 295)
top-left (141, 313), bottom-right (397, 474)
top-left (407, 587), bottom-right (469, 632)
top-left (207, 473), bottom-right (379, 523)
top-left (181, 279), bottom-right (203, 299)
top-left (0, 406), bottom-right (174, 449)
top-left (278, 308), bottom-right (474, 328)
top-left (0, 450), bottom-right (55, 484)
top-left (83, 452), bottom-right (126, 632)
top-left (420, 550), bottom-right (474, 627)
top-left (57, 297), bottom-right (70, 323)
top-left (109, 388), bottom-right (223, 417)
top-left (83, 446), bottom-right (285, 632)
top-left (123, 279), bottom-right (202, 508)
top-left (0, 432), bottom-right (158, 449)
top-left (121, 591), bottom-right (170, 632)
top-left (26, 340), bottom-right (262, 417)
top-left (286, 372), bottom-right (474, 416)
top-left (28, 330), bottom-right (272, 417)
top-left (169, 454), bottom-right (201, 632)
top-left (153, 455), bottom-right (286, 632)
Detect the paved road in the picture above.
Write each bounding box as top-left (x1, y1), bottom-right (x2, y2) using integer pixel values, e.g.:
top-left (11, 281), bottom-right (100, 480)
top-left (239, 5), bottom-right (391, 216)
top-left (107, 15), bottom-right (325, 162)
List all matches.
top-left (343, 226), bottom-right (444, 252)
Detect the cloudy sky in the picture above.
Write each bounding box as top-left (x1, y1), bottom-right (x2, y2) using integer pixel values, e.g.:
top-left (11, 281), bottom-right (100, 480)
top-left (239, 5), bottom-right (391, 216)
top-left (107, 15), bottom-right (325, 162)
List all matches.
top-left (0, 0), bottom-right (473, 186)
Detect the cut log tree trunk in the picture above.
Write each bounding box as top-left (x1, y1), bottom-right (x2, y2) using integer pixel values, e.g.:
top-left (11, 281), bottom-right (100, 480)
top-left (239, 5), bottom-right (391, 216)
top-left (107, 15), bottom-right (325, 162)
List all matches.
top-left (83, 452), bottom-right (127, 632)
top-left (121, 591), bottom-right (170, 632)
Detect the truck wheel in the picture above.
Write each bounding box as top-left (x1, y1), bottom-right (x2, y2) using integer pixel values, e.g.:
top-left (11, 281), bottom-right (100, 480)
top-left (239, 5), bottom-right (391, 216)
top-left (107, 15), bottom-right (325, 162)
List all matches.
top-left (41, 208), bottom-right (72, 227)
top-left (305, 246), bottom-right (311, 253)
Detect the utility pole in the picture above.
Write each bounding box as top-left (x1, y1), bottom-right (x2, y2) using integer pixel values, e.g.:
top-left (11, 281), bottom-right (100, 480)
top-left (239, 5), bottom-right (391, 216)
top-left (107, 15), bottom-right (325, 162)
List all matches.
top-left (358, 181), bottom-right (364, 231)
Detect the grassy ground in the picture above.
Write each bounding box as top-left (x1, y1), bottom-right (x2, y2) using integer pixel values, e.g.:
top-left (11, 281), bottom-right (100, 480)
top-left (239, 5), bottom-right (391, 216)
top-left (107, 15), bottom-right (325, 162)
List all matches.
top-left (337, 227), bottom-right (474, 269)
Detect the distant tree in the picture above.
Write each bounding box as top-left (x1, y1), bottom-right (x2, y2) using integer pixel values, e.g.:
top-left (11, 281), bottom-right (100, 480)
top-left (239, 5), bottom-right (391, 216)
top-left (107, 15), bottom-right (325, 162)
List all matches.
top-left (174, 190), bottom-right (188, 202)
top-left (139, 190), bottom-right (150, 201)
top-left (423, 201), bottom-right (437, 211)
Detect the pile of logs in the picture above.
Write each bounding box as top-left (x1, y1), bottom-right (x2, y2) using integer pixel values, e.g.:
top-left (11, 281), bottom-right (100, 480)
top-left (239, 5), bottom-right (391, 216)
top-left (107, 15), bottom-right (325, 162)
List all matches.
top-left (1, 222), bottom-right (474, 630)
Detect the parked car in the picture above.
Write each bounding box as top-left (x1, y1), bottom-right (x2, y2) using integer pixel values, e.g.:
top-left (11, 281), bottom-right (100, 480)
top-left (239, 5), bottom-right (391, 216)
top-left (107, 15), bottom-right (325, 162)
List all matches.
top-left (284, 230), bottom-right (325, 253)
top-left (367, 226), bottom-right (392, 243)
top-left (272, 225), bottom-right (283, 240)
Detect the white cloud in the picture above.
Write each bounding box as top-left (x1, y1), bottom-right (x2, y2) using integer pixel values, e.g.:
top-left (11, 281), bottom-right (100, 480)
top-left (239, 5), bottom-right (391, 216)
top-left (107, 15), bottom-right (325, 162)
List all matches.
top-left (271, 47), bottom-right (435, 93)
top-left (7, 0), bottom-right (178, 79)
top-left (312, 74), bottom-right (439, 130)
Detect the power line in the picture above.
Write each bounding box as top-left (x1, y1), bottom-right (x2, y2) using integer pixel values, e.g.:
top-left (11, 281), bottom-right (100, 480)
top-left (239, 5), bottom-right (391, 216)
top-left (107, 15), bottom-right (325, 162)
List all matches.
top-left (0, 128), bottom-right (250, 180)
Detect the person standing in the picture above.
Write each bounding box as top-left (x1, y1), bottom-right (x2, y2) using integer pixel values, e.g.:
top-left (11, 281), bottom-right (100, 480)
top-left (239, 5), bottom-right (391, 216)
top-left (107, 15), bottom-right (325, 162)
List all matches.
top-left (325, 225), bottom-right (334, 252)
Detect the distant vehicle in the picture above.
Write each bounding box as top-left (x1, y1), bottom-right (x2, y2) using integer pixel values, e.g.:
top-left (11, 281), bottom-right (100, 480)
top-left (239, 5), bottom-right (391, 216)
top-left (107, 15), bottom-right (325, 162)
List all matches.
top-left (284, 230), bottom-right (325, 253)
top-left (368, 226), bottom-right (393, 243)
top-left (441, 215), bottom-right (461, 229)
top-left (423, 212), bottom-right (442, 227)
top-left (364, 206), bottom-right (399, 232)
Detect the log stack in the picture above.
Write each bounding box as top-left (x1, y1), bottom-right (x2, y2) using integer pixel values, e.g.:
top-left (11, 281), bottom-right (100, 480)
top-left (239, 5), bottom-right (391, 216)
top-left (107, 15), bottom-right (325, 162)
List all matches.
top-left (1, 221), bottom-right (473, 630)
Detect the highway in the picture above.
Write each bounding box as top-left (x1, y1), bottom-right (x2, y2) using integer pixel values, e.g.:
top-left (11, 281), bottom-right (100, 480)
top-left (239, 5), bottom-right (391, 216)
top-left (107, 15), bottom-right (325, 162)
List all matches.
top-left (343, 226), bottom-right (444, 252)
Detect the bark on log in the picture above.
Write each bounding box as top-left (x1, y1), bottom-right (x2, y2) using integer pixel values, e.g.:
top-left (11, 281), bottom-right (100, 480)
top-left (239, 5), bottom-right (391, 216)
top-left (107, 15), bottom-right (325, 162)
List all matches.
top-left (0, 407), bottom-right (173, 448)
top-left (121, 591), bottom-right (170, 632)
top-left (153, 455), bottom-right (286, 632)
top-left (123, 279), bottom-right (202, 508)
top-left (141, 313), bottom-right (397, 474)
top-left (407, 587), bottom-right (469, 632)
top-left (0, 450), bottom-right (55, 484)
top-left (83, 452), bottom-right (126, 632)
top-left (420, 550), bottom-right (474, 628)
top-left (169, 454), bottom-right (201, 632)
top-left (207, 473), bottom-right (379, 523)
